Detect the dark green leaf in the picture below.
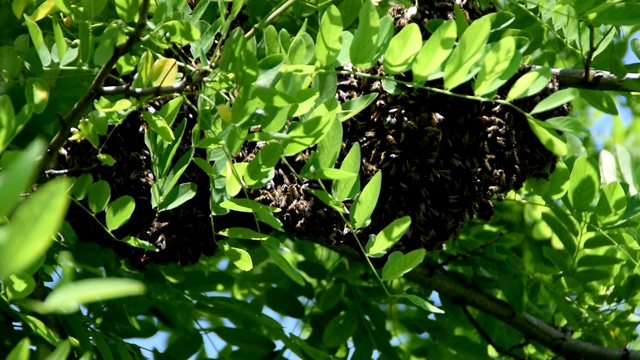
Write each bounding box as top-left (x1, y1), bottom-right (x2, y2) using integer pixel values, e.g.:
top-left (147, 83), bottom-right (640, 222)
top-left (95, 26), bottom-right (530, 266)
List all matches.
top-left (323, 311), bottom-right (358, 347)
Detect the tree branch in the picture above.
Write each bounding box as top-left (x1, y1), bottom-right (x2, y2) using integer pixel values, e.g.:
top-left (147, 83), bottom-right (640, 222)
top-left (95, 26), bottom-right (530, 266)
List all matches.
top-left (40, 0), bottom-right (151, 174)
top-left (544, 66), bottom-right (640, 92)
top-left (405, 266), bottom-right (640, 360)
top-left (306, 236), bottom-right (639, 360)
top-left (97, 66), bottom-right (211, 97)
top-left (461, 305), bottom-right (529, 360)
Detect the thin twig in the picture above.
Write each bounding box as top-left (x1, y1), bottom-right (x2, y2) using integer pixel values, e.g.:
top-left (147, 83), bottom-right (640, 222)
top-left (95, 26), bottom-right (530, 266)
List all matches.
top-left (244, 0), bottom-right (297, 40)
top-left (583, 25), bottom-right (595, 84)
top-left (98, 66), bottom-right (211, 97)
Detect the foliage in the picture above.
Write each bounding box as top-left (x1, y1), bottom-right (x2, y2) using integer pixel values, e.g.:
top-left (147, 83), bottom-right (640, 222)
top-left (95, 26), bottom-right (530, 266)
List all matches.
top-left (2, 0), bottom-right (640, 359)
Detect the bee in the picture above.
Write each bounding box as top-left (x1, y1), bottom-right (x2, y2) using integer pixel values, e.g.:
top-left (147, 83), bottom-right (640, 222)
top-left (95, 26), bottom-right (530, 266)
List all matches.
top-left (386, 135), bottom-right (397, 146)
top-left (482, 158), bottom-right (492, 172)
top-left (155, 234), bottom-right (167, 250)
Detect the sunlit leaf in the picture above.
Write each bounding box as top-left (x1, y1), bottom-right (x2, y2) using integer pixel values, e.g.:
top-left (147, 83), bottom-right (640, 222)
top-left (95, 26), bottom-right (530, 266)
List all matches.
top-left (0, 178), bottom-right (70, 277)
top-left (106, 196), bottom-right (136, 230)
top-left (350, 0), bottom-right (379, 68)
top-left (381, 249), bottom-right (426, 281)
top-left (507, 68), bottom-right (552, 101)
top-left (383, 23), bottom-right (422, 75)
top-left (350, 171), bottom-right (382, 229)
top-left (38, 278), bottom-right (145, 314)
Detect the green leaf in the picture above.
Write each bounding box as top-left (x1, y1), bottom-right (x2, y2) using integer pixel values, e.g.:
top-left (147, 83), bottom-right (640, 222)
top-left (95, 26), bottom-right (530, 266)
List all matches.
top-left (316, 5), bottom-right (343, 67)
top-left (93, 22), bottom-right (119, 66)
top-left (527, 117), bottom-right (567, 157)
top-left (106, 196), bottom-right (136, 230)
top-left (338, 93), bottom-right (377, 122)
top-left (142, 111), bottom-right (175, 142)
top-left (97, 153), bottom-right (116, 166)
top-left (20, 314), bottom-right (60, 345)
top-left (264, 244), bottom-right (305, 286)
top-left (579, 89), bottom-right (618, 115)
top-left (24, 15), bottom-right (51, 67)
top-left (323, 311), bottom-right (358, 347)
top-left (308, 189), bottom-right (345, 213)
top-left (72, 173), bottom-right (93, 201)
top-left (499, 275), bottom-right (525, 314)
top-left (366, 216), bottom-right (411, 256)
top-left (542, 246), bottom-right (570, 274)
top-left (383, 23), bottom-right (422, 75)
top-left (218, 227), bottom-right (269, 241)
top-left (349, 0), bottom-right (379, 68)
top-left (25, 77), bottom-right (49, 114)
top-left (49, 340), bottom-right (71, 359)
top-left (412, 20), bottom-right (456, 84)
top-left (0, 177), bottom-right (70, 277)
top-left (350, 170), bottom-right (381, 230)
top-left (5, 273), bottom-right (36, 300)
top-left (164, 332), bottom-right (203, 359)
top-left (596, 182), bottom-right (626, 225)
top-left (78, 20), bottom-right (93, 64)
top-left (120, 236), bottom-right (158, 251)
top-left (542, 116), bottom-right (590, 137)
top-left (214, 326), bottom-right (276, 355)
top-left (0, 139), bottom-right (45, 217)
top-left (263, 25), bottom-right (280, 55)
top-left (159, 20), bottom-right (201, 45)
top-left (223, 243), bottom-right (253, 271)
top-left (577, 255), bottom-right (624, 267)
top-left (332, 142), bottom-right (361, 201)
top-left (38, 278), bottom-right (145, 314)
top-left (444, 15), bottom-right (490, 89)
top-left (381, 249), bottom-right (426, 281)
top-left (530, 88), bottom-right (578, 114)
top-left (568, 156), bottom-right (600, 212)
top-left (157, 182), bottom-right (197, 211)
top-left (507, 68), bottom-right (552, 101)
top-left (473, 36), bottom-right (521, 96)
top-left (150, 58), bottom-right (178, 87)
top-left (158, 147), bottom-right (194, 197)
top-left (88, 180), bottom-right (111, 213)
top-left (6, 337), bottom-right (31, 360)
top-left (589, 4), bottom-right (640, 26)
top-left (573, 269), bottom-right (611, 283)
top-left (287, 33), bottom-right (315, 65)
top-left (317, 115), bottom-right (343, 168)
top-left (396, 294), bottom-right (444, 313)
top-left (615, 145), bottom-right (638, 195)
top-left (221, 198), bottom-right (280, 213)
top-left (114, 0), bottom-right (138, 22)
top-left (245, 143), bottom-right (283, 187)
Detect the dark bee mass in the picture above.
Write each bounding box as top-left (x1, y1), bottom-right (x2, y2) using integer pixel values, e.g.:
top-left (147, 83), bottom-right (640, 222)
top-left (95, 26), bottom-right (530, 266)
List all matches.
top-left (55, 1), bottom-right (569, 266)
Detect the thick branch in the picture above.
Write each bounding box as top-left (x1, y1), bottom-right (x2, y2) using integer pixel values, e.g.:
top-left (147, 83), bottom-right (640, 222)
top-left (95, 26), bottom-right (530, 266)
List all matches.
top-left (405, 267), bottom-right (639, 360)
top-left (308, 236), bottom-right (638, 360)
top-left (40, 0), bottom-right (150, 174)
top-left (545, 66), bottom-right (640, 92)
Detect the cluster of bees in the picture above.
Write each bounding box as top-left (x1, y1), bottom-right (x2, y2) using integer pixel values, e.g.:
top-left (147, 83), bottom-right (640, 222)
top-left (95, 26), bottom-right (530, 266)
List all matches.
top-left (245, 2), bottom-right (569, 253)
top-left (55, 1), bottom-right (570, 265)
